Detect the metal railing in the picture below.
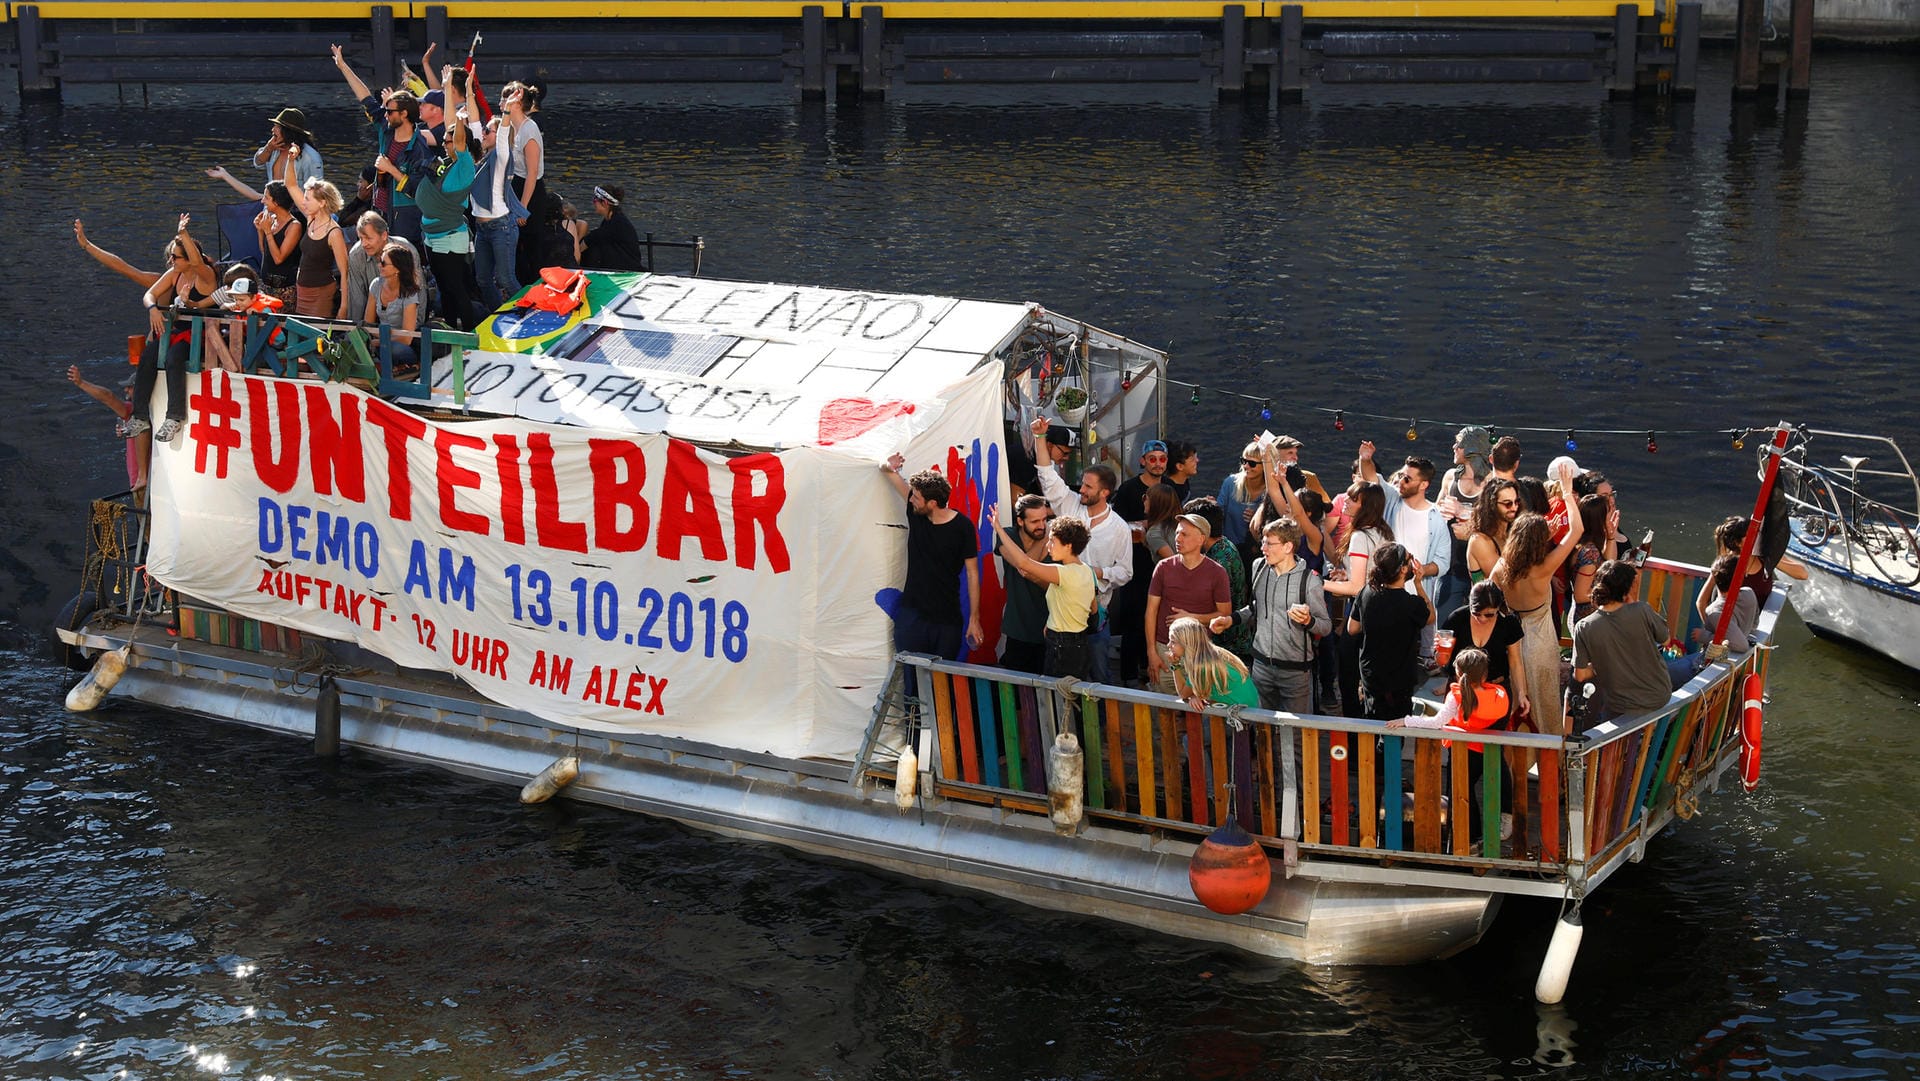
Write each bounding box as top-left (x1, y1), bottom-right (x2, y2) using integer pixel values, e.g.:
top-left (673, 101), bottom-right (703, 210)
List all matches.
top-left (1774, 429), bottom-right (1920, 588)
top-left (865, 557), bottom-right (1773, 901)
top-left (150, 310), bottom-right (481, 408)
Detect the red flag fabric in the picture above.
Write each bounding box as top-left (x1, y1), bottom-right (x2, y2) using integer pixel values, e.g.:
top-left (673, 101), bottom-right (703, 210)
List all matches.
top-left (464, 58), bottom-right (493, 123)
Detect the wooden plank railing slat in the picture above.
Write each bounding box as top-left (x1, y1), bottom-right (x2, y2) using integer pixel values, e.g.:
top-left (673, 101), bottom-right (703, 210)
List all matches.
top-left (1451, 741), bottom-right (1473, 856)
top-left (1382, 733), bottom-right (1403, 850)
top-left (1301, 728), bottom-right (1321, 845)
top-left (1017, 685), bottom-right (1045, 791)
top-left (952, 674), bottom-right (982, 784)
top-left (1081, 694), bottom-right (1106, 810)
top-left (1133, 702), bottom-right (1157, 818)
top-left (1158, 707), bottom-right (1183, 822)
top-left (998, 682), bottom-right (1022, 790)
top-left (1330, 731), bottom-right (1351, 846)
top-left (1257, 725), bottom-right (1277, 837)
top-left (976, 678), bottom-right (1002, 788)
top-left (1234, 723), bottom-right (1255, 828)
top-left (1481, 747), bottom-right (1501, 856)
top-left (1507, 744), bottom-right (1532, 857)
top-left (1413, 738), bottom-right (1442, 852)
top-left (1538, 747), bottom-right (1562, 862)
top-left (1103, 697), bottom-right (1126, 809)
top-left (1210, 715), bottom-right (1231, 826)
top-left (931, 671), bottom-right (960, 782)
top-left (1187, 712), bottom-right (1211, 825)
top-left (1358, 731), bottom-right (1377, 849)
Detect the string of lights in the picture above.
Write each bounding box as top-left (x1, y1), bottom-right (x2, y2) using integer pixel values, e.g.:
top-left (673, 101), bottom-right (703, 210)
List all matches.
top-left (1148, 375), bottom-right (1771, 452)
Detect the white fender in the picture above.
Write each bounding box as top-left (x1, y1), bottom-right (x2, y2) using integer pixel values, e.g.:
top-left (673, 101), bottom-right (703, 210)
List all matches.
top-left (1535, 909), bottom-right (1585, 1004)
top-left (518, 755), bottom-right (580, 804)
top-left (65, 646), bottom-right (132, 712)
top-left (894, 745), bottom-right (919, 812)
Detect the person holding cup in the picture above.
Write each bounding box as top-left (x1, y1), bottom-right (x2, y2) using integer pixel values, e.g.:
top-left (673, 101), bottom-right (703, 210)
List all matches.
top-left (1209, 515), bottom-right (1329, 716)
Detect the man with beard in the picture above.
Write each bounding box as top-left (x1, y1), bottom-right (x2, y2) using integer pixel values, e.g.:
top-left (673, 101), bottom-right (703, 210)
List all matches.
top-left (1112, 438), bottom-right (1171, 684)
top-left (1027, 419), bottom-right (1132, 681)
top-left (998, 495), bottom-right (1054, 674)
top-left (882, 455), bottom-right (984, 659)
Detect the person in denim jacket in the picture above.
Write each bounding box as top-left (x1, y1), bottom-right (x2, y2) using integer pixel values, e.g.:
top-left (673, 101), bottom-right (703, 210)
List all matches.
top-left (468, 114), bottom-right (528, 310)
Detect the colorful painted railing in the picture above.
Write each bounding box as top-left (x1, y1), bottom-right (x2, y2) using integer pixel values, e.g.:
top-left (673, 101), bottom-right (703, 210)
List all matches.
top-left (882, 556), bottom-right (1777, 899)
top-left (145, 312), bottom-right (477, 408)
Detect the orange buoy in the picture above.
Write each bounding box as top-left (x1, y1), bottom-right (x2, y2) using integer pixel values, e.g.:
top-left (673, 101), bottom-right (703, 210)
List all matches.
top-left (1188, 818), bottom-right (1272, 915)
top-left (1739, 673), bottom-right (1765, 792)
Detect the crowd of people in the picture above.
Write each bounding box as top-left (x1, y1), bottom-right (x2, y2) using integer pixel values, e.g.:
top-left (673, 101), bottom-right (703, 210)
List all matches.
top-left (74, 47), bottom-right (657, 452)
top-left (883, 413), bottom-right (1798, 840)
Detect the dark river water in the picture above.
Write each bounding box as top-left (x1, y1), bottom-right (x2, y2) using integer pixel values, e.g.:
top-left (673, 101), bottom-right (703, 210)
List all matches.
top-left (4, 52), bottom-right (1919, 1080)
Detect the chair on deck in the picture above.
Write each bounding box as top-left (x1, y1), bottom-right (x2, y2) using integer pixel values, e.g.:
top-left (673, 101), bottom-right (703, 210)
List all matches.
top-left (214, 201), bottom-right (263, 273)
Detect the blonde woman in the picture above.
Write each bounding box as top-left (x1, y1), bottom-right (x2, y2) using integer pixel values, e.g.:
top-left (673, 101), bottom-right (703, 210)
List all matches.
top-left (1216, 440), bottom-right (1268, 551)
top-left (1167, 617), bottom-right (1259, 711)
top-left (294, 178), bottom-right (352, 319)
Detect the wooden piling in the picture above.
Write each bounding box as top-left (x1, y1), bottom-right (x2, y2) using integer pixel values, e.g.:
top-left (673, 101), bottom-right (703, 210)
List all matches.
top-left (1673, 2), bottom-right (1701, 99)
top-left (1733, 0), bottom-right (1765, 96)
top-left (425, 5), bottom-right (450, 58)
top-left (16, 6), bottom-right (58, 99)
top-left (859, 5), bottom-right (885, 99)
top-left (1610, 3), bottom-right (1637, 98)
top-left (1787, 0), bottom-right (1813, 98)
top-left (1279, 4), bottom-right (1305, 103)
top-left (1221, 5), bottom-right (1246, 96)
top-left (802, 5), bottom-right (826, 99)
top-left (372, 5), bottom-right (398, 92)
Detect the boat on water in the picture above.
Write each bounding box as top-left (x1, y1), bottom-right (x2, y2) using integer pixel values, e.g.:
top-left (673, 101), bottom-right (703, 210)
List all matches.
top-left (1772, 428), bottom-right (1920, 671)
top-left (55, 270), bottom-right (1788, 992)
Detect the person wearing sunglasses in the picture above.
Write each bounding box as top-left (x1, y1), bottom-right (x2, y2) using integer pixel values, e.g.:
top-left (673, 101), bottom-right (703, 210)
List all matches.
top-left (1217, 439), bottom-right (1270, 554)
top-left (331, 43), bottom-right (434, 249)
top-left (126, 214), bottom-right (219, 443)
top-left (1466, 477), bottom-right (1519, 586)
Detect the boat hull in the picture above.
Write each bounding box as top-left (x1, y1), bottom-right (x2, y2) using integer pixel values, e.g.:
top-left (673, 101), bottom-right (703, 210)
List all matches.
top-left (1788, 543), bottom-right (1920, 671)
top-left (82, 624), bottom-right (1497, 966)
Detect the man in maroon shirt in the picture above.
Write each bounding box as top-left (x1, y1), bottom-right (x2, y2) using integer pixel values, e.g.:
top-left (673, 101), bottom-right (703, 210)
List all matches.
top-left (1144, 514), bottom-right (1232, 693)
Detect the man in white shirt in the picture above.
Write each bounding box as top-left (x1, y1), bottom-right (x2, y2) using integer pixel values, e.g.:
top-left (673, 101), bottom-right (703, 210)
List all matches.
top-left (1029, 417), bottom-right (1132, 682)
top-left (1360, 447), bottom-right (1451, 667)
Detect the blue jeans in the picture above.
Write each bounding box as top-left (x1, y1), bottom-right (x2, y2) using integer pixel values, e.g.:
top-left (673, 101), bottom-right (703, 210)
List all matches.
top-left (473, 216), bottom-right (522, 310)
top-left (1086, 617), bottom-right (1112, 684)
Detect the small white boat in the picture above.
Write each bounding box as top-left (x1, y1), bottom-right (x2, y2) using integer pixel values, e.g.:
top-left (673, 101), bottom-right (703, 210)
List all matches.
top-left (1774, 429), bottom-right (1920, 671)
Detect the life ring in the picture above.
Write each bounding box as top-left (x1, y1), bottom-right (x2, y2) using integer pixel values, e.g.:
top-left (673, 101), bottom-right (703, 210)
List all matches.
top-left (1739, 672), bottom-right (1764, 792)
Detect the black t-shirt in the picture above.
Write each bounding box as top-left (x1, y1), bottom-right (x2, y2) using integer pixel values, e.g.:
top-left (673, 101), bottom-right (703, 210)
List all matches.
top-left (1356, 585), bottom-right (1428, 705)
top-left (1111, 475), bottom-right (1161, 610)
top-left (1112, 474), bottom-right (1157, 524)
top-left (903, 509), bottom-right (977, 625)
top-left (1440, 605), bottom-right (1524, 685)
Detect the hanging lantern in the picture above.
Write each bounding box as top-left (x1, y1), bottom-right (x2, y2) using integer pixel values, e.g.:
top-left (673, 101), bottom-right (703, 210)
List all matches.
top-left (1406, 419), bottom-right (1419, 441)
top-left (1122, 378), bottom-right (1133, 391)
top-left (1260, 399), bottom-right (1272, 422)
top-left (1087, 425), bottom-right (1098, 445)
top-left (1565, 430), bottom-right (1578, 452)
top-left (1732, 429), bottom-right (1747, 451)
top-left (1188, 816), bottom-right (1272, 915)
top-left (1647, 431), bottom-right (1658, 454)
top-left (1334, 410), bottom-right (1345, 432)
top-left (1190, 386), bottom-right (1201, 405)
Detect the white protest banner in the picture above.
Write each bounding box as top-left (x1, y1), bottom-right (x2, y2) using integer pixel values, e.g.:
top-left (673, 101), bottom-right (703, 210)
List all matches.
top-left (144, 370), bottom-right (904, 759)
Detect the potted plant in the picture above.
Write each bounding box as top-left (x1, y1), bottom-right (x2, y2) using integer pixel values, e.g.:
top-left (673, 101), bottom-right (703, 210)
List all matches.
top-left (1053, 385), bottom-right (1089, 426)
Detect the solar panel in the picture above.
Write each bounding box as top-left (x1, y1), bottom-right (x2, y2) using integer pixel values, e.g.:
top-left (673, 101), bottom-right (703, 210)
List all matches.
top-left (569, 326), bottom-right (740, 377)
